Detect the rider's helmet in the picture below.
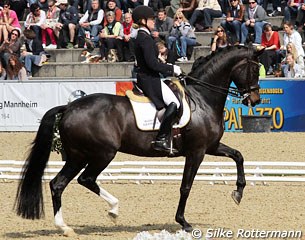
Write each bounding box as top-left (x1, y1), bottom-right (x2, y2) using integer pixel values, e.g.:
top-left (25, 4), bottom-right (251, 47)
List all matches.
top-left (132, 5), bottom-right (155, 24)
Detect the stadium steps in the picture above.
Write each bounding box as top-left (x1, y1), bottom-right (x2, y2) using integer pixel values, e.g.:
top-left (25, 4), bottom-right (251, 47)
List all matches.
top-left (32, 16), bottom-right (284, 78)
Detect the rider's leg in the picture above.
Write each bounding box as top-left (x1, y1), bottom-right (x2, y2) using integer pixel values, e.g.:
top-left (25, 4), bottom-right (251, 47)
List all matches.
top-left (153, 81), bottom-right (180, 152)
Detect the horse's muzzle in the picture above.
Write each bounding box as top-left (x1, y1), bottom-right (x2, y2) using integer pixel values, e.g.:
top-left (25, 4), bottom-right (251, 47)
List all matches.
top-left (242, 90), bottom-right (260, 107)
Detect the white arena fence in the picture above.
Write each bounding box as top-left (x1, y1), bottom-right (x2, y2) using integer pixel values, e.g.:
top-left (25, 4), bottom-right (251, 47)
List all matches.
top-left (1, 160), bottom-right (305, 185)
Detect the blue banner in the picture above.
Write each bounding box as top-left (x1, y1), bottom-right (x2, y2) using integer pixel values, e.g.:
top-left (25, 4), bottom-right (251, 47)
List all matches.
top-left (224, 79), bottom-right (305, 132)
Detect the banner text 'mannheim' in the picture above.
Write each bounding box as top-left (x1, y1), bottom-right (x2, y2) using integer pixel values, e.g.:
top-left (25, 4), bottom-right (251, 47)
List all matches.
top-left (0, 101), bottom-right (38, 109)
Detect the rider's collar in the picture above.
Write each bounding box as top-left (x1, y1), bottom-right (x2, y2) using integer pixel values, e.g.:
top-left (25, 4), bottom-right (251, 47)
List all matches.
top-left (139, 27), bottom-right (150, 35)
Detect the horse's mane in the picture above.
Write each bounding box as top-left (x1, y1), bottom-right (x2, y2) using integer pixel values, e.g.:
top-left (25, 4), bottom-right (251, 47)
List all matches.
top-left (188, 46), bottom-right (253, 79)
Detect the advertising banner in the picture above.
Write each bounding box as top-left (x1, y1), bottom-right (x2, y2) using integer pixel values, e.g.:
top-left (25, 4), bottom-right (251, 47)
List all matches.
top-left (0, 81), bottom-right (115, 131)
top-left (224, 79), bottom-right (305, 132)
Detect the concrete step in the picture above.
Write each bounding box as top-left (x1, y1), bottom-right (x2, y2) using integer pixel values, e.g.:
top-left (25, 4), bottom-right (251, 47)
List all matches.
top-left (212, 16), bottom-right (284, 29)
top-left (34, 61), bottom-right (194, 78)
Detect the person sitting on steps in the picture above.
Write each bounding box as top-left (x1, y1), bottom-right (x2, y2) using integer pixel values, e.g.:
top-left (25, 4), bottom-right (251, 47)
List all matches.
top-left (132, 5), bottom-right (183, 153)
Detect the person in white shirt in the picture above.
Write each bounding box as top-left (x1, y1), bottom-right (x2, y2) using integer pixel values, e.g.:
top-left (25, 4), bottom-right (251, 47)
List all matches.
top-left (24, 3), bottom-right (46, 41)
top-left (282, 21), bottom-right (304, 59)
top-left (78, 0), bottom-right (104, 48)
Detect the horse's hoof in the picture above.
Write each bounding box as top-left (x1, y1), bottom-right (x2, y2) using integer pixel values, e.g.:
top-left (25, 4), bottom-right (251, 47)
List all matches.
top-left (182, 225), bottom-right (193, 233)
top-left (108, 211), bottom-right (118, 223)
top-left (63, 228), bottom-right (76, 237)
top-left (231, 190), bottom-right (242, 205)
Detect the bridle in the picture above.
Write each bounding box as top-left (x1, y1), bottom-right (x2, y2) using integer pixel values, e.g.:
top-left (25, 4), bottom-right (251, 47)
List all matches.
top-left (181, 57), bottom-right (260, 100)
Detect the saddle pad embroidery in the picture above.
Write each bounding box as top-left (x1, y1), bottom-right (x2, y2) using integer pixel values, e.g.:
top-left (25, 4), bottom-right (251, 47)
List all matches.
top-left (129, 97), bottom-right (191, 131)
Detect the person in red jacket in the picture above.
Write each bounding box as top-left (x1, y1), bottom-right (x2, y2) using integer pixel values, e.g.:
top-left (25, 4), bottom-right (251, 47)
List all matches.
top-left (258, 23), bottom-right (281, 75)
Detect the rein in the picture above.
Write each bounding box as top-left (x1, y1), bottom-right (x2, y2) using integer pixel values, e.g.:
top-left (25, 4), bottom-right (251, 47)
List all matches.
top-left (182, 58), bottom-right (259, 99)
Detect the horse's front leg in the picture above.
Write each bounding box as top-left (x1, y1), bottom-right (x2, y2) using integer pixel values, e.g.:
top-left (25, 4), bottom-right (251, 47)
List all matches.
top-left (207, 142), bottom-right (246, 204)
top-left (175, 150), bottom-right (204, 232)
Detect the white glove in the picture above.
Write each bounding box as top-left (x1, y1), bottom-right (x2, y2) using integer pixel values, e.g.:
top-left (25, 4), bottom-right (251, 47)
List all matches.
top-left (173, 65), bottom-right (182, 76)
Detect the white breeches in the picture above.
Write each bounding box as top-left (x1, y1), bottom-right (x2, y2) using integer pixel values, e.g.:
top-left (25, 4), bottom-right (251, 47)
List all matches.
top-left (160, 80), bottom-right (180, 108)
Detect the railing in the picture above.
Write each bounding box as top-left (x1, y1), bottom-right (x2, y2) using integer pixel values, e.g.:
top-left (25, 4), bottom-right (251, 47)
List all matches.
top-left (1, 160), bottom-right (305, 185)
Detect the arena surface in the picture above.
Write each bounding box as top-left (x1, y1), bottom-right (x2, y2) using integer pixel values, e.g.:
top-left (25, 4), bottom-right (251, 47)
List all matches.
top-left (0, 132), bottom-right (305, 240)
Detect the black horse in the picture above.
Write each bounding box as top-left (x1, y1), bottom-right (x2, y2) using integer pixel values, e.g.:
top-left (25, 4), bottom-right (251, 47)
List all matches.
top-left (15, 46), bottom-right (262, 236)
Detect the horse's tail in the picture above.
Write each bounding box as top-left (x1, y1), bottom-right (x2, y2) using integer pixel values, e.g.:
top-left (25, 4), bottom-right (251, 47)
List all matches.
top-left (15, 105), bottom-right (66, 219)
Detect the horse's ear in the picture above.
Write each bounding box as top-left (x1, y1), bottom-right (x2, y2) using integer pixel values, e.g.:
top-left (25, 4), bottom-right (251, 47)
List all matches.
top-left (254, 47), bottom-right (265, 57)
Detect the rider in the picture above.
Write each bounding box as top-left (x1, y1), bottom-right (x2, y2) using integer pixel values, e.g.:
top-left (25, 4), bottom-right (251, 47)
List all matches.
top-left (132, 5), bottom-right (182, 153)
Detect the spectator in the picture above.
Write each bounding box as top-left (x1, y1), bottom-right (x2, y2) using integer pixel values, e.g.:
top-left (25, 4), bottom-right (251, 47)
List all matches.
top-left (166, 0), bottom-right (180, 18)
top-left (258, 23), bottom-right (281, 75)
top-left (0, 1), bottom-right (22, 43)
top-left (126, 0), bottom-right (143, 12)
top-left (284, 0), bottom-right (301, 23)
top-left (152, 8), bottom-right (173, 43)
top-left (104, 0), bottom-right (122, 26)
top-left (282, 21), bottom-right (304, 59)
top-left (24, 3), bottom-right (47, 41)
top-left (211, 26), bottom-right (230, 52)
top-left (116, 12), bottom-right (135, 61)
top-left (295, 2), bottom-right (305, 29)
top-left (221, 0), bottom-right (244, 45)
top-left (0, 61), bottom-right (7, 79)
top-left (177, 0), bottom-right (197, 19)
top-left (189, 0), bottom-right (222, 32)
top-left (41, 0), bottom-right (60, 49)
top-left (78, 0), bottom-right (104, 48)
top-left (168, 11), bottom-right (196, 61)
top-left (9, 0), bottom-right (27, 21)
top-left (6, 54), bottom-right (27, 80)
top-left (99, 11), bottom-right (122, 61)
top-left (38, 0), bottom-right (50, 12)
top-left (240, 0), bottom-right (267, 45)
top-left (284, 41), bottom-right (304, 70)
top-left (55, 0), bottom-right (78, 48)
top-left (267, 0), bottom-right (282, 17)
top-left (156, 40), bottom-right (175, 64)
top-left (282, 53), bottom-right (303, 77)
top-left (148, 0), bottom-right (163, 15)
top-left (0, 28), bottom-right (23, 67)
top-left (20, 29), bottom-right (47, 77)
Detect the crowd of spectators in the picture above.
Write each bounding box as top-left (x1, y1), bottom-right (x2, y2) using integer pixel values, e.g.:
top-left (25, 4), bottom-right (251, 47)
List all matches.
top-left (0, 0), bottom-right (304, 78)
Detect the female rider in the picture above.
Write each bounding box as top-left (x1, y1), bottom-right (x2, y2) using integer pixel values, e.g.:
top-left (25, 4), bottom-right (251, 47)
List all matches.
top-left (132, 5), bottom-right (182, 153)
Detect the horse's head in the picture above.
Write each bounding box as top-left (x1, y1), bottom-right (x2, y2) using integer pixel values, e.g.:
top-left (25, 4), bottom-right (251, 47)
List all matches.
top-left (230, 47), bottom-right (263, 107)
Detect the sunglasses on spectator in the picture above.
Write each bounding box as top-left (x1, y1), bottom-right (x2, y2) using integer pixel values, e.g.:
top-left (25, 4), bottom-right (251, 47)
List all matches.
top-left (11, 32), bottom-right (18, 36)
top-left (176, 17), bottom-right (183, 20)
top-left (3, 5), bottom-right (9, 8)
top-left (217, 30), bottom-right (224, 33)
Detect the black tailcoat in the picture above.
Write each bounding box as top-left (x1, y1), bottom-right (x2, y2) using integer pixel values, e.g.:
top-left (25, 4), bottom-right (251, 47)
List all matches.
top-left (135, 29), bottom-right (174, 110)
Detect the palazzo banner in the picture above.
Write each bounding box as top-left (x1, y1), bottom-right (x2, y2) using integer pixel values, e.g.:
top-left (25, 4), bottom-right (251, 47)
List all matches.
top-left (0, 81), bottom-right (115, 131)
top-left (224, 79), bottom-right (305, 132)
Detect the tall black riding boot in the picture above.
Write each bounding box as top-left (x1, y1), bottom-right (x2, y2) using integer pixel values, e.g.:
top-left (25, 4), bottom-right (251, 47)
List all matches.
top-left (152, 102), bottom-right (178, 153)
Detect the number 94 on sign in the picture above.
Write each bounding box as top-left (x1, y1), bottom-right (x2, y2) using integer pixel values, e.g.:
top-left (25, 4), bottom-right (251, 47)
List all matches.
top-left (1, 113), bottom-right (10, 119)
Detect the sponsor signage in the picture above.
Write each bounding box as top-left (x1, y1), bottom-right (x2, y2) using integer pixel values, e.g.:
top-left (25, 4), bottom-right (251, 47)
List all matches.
top-left (0, 81), bottom-right (115, 131)
top-left (224, 79), bottom-right (305, 132)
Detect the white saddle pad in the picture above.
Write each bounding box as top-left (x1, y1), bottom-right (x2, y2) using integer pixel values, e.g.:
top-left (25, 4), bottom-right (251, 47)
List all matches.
top-left (129, 97), bottom-right (191, 131)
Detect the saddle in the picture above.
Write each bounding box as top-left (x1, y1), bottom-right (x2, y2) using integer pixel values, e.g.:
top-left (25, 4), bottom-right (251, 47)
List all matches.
top-left (126, 78), bottom-right (191, 131)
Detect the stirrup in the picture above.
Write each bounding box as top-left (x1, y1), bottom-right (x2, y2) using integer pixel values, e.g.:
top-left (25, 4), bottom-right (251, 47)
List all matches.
top-left (151, 138), bottom-right (178, 155)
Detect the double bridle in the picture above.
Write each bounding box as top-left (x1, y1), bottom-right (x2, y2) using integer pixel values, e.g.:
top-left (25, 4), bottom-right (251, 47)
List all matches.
top-left (181, 57), bottom-right (260, 100)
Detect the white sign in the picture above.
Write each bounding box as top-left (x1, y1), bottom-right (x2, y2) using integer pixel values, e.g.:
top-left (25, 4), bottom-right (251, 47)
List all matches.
top-left (0, 81), bottom-right (116, 131)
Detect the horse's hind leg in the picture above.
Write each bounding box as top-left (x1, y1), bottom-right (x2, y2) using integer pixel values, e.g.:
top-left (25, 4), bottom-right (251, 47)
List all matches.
top-left (50, 162), bottom-right (85, 236)
top-left (207, 142), bottom-right (246, 205)
top-left (77, 163), bottom-right (119, 221)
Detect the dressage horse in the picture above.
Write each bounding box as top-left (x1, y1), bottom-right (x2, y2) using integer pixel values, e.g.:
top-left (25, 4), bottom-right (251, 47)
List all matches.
top-left (15, 46), bottom-right (262, 236)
